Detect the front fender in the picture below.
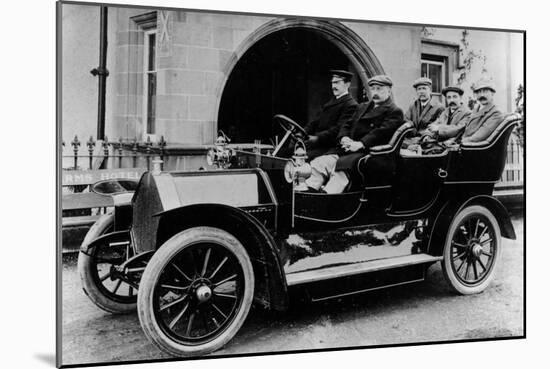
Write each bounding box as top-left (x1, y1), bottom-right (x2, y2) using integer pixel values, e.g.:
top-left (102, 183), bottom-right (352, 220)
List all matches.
top-left (80, 230), bottom-right (131, 255)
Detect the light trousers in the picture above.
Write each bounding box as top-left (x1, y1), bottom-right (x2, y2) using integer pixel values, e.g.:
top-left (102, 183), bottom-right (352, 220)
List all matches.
top-left (305, 154), bottom-right (349, 194)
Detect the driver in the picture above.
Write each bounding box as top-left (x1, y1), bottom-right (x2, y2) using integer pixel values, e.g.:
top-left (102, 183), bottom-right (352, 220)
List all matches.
top-left (304, 75), bottom-right (404, 194)
top-left (302, 70), bottom-right (358, 160)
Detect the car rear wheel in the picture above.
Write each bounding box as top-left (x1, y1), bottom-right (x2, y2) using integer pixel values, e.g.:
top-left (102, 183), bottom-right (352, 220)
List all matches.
top-left (441, 205), bottom-right (501, 295)
top-left (78, 212), bottom-right (138, 313)
top-left (137, 227), bottom-right (254, 357)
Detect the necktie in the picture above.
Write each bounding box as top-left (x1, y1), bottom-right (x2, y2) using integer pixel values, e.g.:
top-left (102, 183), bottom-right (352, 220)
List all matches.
top-left (447, 109), bottom-right (454, 125)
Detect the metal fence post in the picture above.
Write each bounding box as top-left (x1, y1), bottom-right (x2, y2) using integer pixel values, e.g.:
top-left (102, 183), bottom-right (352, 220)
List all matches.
top-left (159, 135), bottom-right (167, 170)
top-left (117, 137), bottom-right (123, 168)
top-left (145, 136), bottom-right (152, 171)
top-left (87, 136), bottom-right (96, 170)
top-left (132, 137), bottom-right (138, 168)
top-left (102, 136), bottom-right (109, 169)
top-left (71, 135), bottom-right (80, 170)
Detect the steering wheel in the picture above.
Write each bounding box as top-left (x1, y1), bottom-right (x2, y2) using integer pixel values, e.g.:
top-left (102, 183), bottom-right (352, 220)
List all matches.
top-left (272, 114), bottom-right (308, 156)
top-left (273, 114), bottom-right (308, 139)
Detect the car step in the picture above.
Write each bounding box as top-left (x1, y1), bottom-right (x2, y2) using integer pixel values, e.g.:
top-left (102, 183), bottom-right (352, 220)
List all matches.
top-left (285, 253), bottom-right (442, 286)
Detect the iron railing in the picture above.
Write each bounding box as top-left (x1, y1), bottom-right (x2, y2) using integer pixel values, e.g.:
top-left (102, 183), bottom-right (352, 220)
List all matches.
top-left (62, 135), bottom-right (167, 172)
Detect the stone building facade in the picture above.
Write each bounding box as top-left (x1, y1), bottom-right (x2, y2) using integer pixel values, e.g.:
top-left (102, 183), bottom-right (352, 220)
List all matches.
top-left (61, 3), bottom-right (524, 170)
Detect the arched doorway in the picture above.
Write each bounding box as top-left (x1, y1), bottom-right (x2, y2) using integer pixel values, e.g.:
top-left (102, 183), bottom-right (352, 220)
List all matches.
top-left (217, 20), bottom-right (385, 143)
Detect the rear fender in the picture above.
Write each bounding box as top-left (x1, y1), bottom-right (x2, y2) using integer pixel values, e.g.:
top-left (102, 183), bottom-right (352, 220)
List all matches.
top-left (156, 204), bottom-right (289, 311)
top-left (428, 195), bottom-right (516, 256)
top-left (460, 196), bottom-right (516, 239)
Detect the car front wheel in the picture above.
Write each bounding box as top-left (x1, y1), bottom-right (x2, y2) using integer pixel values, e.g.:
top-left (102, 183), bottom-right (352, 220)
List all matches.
top-left (441, 205), bottom-right (501, 295)
top-left (137, 227), bottom-right (254, 357)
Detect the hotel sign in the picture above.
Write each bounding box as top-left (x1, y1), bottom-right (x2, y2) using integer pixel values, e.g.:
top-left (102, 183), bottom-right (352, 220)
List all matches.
top-left (62, 168), bottom-right (146, 186)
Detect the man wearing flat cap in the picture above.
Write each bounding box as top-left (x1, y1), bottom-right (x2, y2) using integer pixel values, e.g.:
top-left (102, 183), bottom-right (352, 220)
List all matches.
top-left (405, 77), bottom-right (444, 135)
top-left (424, 85), bottom-right (471, 141)
top-left (460, 78), bottom-right (503, 143)
top-left (305, 74), bottom-right (404, 193)
top-left (302, 70), bottom-right (358, 160)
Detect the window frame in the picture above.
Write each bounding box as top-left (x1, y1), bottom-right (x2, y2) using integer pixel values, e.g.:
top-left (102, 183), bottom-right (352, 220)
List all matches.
top-left (420, 38), bottom-right (460, 105)
top-left (142, 29), bottom-right (157, 142)
top-left (421, 58), bottom-right (446, 98)
top-left (131, 11), bottom-right (158, 142)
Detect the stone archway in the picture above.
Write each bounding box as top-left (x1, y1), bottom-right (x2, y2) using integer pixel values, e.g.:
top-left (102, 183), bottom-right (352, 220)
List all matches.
top-left (216, 19), bottom-right (385, 142)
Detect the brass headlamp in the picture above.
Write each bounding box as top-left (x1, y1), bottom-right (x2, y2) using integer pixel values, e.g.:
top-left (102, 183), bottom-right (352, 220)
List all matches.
top-left (206, 130), bottom-right (233, 169)
top-left (284, 140), bottom-right (312, 191)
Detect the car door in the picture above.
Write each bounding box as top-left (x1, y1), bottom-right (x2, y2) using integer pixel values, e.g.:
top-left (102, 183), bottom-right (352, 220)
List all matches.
top-left (388, 151), bottom-right (450, 215)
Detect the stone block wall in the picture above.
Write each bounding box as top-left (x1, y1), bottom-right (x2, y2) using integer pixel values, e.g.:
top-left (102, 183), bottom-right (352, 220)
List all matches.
top-left (151, 10), bottom-right (272, 145)
top-left (345, 22), bottom-right (422, 110)
top-left (110, 8), bottom-right (149, 141)
top-left (63, 4), bottom-right (522, 163)
top-left (148, 11), bottom-right (421, 146)
top-left (68, 5), bottom-right (421, 150)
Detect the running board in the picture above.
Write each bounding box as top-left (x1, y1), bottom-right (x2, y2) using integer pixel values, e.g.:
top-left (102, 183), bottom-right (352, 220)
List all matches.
top-left (286, 254), bottom-right (442, 286)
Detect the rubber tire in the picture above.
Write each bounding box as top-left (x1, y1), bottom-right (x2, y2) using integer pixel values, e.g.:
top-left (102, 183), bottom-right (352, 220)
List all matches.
top-left (138, 227), bottom-right (255, 357)
top-left (441, 205), bottom-right (501, 295)
top-left (78, 211), bottom-right (137, 314)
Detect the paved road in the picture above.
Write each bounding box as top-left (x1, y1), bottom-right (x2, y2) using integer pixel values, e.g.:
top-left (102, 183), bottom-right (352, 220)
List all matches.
top-left (60, 217), bottom-right (524, 366)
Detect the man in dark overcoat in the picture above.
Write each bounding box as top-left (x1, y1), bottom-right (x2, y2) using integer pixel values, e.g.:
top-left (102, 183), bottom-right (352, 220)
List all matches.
top-left (405, 77), bottom-right (444, 135)
top-left (303, 70), bottom-right (358, 160)
top-left (305, 75), bottom-right (404, 193)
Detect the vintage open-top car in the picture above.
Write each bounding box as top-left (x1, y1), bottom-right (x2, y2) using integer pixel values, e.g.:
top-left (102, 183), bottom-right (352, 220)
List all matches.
top-left (77, 112), bottom-right (521, 357)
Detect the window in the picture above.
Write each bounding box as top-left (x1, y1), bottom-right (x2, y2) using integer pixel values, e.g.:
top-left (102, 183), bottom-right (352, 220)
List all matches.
top-left (421, 59), bottom-right (445, 94)
top-left (143, 30), bottom-right (157, 138)
top-left (421, 39), bottom-right (460, 104)
top-left (132, 11), bottom-right (158, 141)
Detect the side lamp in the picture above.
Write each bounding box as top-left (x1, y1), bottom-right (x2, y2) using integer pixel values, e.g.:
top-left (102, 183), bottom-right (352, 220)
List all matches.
top-left (206, 130), bottom-right (233, 169)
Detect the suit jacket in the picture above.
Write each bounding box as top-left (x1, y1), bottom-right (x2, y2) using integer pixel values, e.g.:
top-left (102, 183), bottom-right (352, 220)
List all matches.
top-left (405, 97), bottom-right (444, 134)
top-left (304, 94), bottom-right (358, 159)
top-left (462, 103), bottom-right (503, 142)
top-left (430, 105), bottom-right (471, 139)
top-left (330, 98), bottom-right (404, 171)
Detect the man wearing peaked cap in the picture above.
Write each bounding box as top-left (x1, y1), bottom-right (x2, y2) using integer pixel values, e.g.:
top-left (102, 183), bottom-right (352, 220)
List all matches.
top-left (413, 77), bottom-right (432, 88)
top-left (330, 69), bottom-right (354, 80)
top-left (424, 84), bottom-right (471, 141)
top-left (442, 85), bottom-right (464, 95)
top-left (301, 69), bottom-right (358, 160)
top-left (472, 78), bottom-right (496, 92)
top-left (367, 74), bottom-right (393, 87)
top-left (304, 74), bottom-right (404, 194)
top-left (460, 77), bottom-right (503, 143)
top-left (405, 77), bottom-right (444, 135)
